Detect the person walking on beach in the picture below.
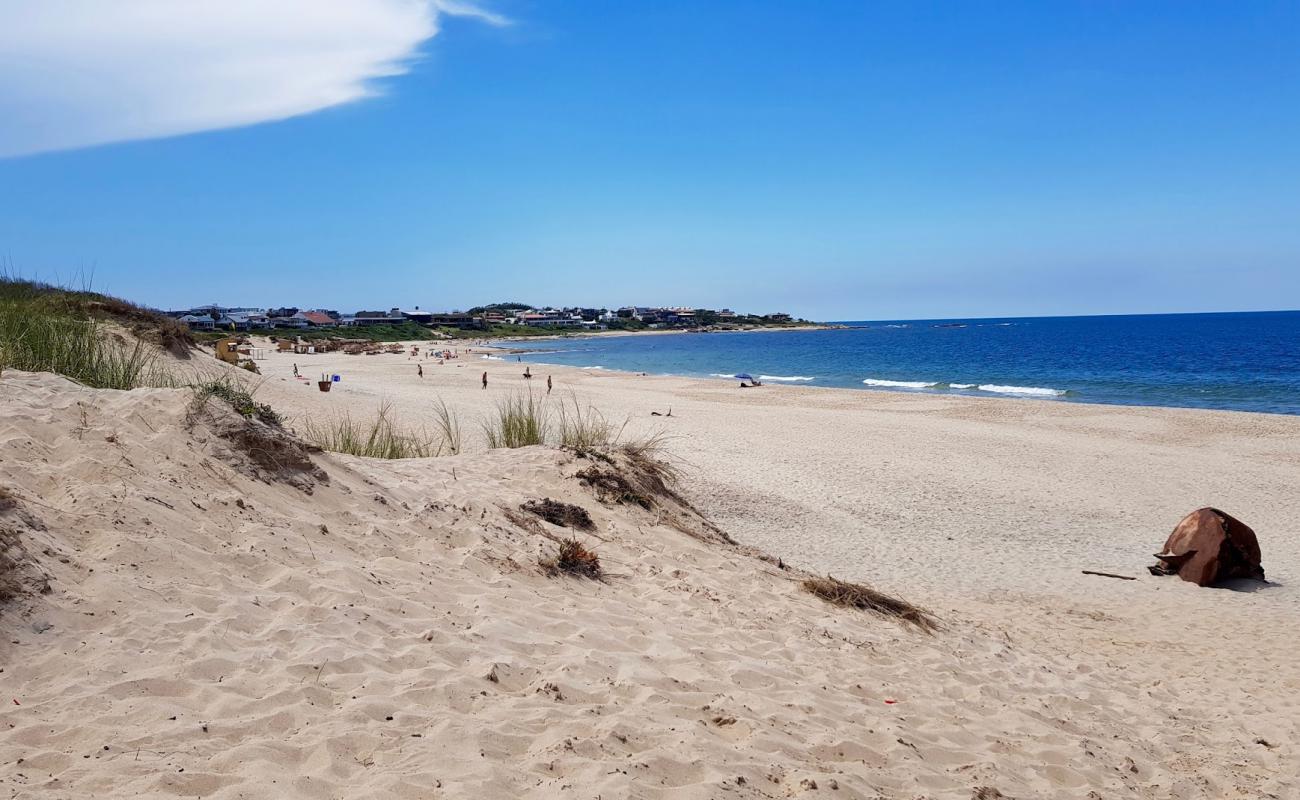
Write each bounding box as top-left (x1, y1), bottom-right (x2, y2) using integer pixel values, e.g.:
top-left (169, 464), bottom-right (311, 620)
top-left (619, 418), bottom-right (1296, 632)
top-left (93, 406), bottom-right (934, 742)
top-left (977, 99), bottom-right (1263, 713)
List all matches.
top-left (482, 371), bottom-right (488, 390)
top-left (547, 375), bottom-right (552, 394)
top-left (417, 364), bottom-right (423, 378)
top-left (292, 363), bottom-right (298, 377)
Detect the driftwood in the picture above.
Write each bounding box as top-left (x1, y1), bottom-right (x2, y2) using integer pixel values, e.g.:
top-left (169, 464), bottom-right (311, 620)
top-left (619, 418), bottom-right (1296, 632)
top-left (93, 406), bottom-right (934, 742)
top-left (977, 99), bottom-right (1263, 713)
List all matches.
top-left (1081, 570), bottom-right (1137, 581)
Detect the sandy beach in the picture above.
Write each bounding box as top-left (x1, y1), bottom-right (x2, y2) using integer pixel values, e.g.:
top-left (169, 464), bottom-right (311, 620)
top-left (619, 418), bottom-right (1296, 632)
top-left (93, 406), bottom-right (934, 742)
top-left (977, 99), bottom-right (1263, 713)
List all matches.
top-left (2, 341), bottom-right (1297, 798)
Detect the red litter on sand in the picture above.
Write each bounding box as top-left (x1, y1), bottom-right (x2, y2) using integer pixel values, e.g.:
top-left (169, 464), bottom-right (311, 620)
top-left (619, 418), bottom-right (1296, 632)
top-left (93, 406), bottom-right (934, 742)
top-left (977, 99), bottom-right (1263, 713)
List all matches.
top-left (884, 699), bottom-right (897, 705)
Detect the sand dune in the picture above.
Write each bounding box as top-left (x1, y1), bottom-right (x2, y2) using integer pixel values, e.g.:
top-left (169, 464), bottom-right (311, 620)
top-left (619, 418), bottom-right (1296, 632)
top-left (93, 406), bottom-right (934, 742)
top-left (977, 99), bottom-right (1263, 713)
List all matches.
top-left (1, 349), bottom-right (1297, 798)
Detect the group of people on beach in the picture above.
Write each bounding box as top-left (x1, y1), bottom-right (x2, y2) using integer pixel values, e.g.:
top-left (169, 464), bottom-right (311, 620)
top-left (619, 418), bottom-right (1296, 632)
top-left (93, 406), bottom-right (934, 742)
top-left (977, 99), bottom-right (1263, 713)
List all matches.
top-left (476, 366), bottom-right (552, 393)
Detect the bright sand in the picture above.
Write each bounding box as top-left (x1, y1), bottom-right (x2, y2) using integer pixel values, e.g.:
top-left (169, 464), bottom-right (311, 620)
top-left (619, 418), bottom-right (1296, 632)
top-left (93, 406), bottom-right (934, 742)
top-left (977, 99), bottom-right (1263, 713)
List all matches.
top-left (1, 340), bottom-right (1297, 798)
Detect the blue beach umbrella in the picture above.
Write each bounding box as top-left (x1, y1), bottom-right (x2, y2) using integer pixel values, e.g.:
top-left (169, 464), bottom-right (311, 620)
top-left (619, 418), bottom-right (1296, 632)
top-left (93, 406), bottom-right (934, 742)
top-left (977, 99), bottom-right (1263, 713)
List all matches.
top-left (734, 373), bottom-right (754, 381)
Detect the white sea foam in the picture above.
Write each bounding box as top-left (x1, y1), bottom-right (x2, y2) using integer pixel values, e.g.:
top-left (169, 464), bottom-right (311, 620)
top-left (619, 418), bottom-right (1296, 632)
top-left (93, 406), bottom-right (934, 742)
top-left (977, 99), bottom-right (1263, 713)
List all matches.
top-left (862, 378), bottom-right (939, 389)
top-left (860, 379), bottom-right (1066, 397)
top-left (480, 355), bottom-right (503, 361)
top-left (580, 365), bottom-right (605, 370)
top-left (976, 384), bottom-right (1066, 397)
top-left (759, 375), bottom-right (814, 382)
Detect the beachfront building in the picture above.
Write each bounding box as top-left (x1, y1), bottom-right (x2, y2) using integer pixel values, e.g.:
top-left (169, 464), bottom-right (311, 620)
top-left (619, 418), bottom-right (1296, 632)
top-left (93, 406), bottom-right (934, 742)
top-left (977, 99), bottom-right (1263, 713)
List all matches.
top-left (398, 307), bottom-right (434, 325)
top-left (519, 310), bottom-right (585, 328)
top-left (352, 309), bottom-right (406, 327)
top-left (289, 311), bottom-right (336, 327)
top-left (223, 311), bottom-right (268, 330)
top-left (177, 314), bottom-right (216, 330)
top-left (426, 312), bottom-right (485, 330)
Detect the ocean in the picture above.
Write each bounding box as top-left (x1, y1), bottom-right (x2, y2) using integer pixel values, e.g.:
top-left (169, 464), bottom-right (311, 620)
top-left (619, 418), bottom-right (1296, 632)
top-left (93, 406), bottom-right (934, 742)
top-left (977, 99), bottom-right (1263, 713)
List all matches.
top-left (501, 311), bottom-right (1300, 415)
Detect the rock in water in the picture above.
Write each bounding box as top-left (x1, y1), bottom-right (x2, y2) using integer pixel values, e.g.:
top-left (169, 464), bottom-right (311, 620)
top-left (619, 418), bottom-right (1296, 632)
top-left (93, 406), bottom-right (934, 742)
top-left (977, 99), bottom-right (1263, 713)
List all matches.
top-left (1150, 508), bottom-right (1264, 586)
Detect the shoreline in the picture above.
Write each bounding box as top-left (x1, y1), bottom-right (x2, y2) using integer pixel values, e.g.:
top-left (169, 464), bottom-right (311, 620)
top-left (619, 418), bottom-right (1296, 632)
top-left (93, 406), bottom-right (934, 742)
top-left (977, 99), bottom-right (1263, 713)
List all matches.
top-left (495, 344), bottom-right (1299, 420)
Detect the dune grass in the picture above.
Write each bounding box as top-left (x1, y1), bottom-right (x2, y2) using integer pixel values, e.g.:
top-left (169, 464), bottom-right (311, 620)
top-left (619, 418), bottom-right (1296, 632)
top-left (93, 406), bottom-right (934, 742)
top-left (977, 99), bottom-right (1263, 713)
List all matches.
top-left (555, 393), bottom-right (626, 450)
top-left (0, 276), bottom-right (184, 389)
top-left (482, 390), bottom-right (549, 449)
top-left (297, 402), bottom-right (438, 459)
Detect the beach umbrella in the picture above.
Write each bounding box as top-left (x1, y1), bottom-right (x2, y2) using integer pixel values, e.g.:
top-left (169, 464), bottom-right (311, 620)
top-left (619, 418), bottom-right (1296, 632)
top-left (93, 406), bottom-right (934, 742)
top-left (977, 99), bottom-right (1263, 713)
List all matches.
top-left (734, 373), bottom-right (754, 381)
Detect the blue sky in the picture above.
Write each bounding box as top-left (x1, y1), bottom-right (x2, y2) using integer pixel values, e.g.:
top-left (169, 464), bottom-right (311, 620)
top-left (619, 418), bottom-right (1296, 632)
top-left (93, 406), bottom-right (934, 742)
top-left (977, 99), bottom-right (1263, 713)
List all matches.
top-left (1, 0), bottom-right (1297, 320)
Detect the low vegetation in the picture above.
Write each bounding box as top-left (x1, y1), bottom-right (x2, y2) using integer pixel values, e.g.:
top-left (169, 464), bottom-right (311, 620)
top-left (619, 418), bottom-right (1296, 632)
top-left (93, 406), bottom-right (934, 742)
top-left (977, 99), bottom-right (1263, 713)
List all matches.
top-left (541, 537), bottom-right (603, 579)
top-left (193, 321), bottom-right (440, 344)
top-left (801, 575), bottom-right (936, 632)
top-left (193, 379), bottom-right (283, 427)
top-left (296, 402), bottom-right (439, 459)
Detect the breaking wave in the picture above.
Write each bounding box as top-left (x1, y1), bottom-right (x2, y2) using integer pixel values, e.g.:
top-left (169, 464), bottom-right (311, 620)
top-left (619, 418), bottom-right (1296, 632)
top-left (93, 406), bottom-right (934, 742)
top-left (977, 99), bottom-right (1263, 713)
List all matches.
top-left (862, 378), bottom-right (940, 389)
top-left (758, 375), bottom-right (814, 382)
top-left (861, 378), bottom-right (1067, 397)
top-left (975, 384), bottom-right (1067, 397)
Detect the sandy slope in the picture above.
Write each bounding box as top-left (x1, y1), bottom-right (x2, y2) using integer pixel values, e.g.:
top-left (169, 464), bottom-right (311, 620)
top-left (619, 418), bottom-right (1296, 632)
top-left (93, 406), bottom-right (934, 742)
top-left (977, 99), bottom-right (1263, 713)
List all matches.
top-left (1, 352), bottom-right (1297, 798)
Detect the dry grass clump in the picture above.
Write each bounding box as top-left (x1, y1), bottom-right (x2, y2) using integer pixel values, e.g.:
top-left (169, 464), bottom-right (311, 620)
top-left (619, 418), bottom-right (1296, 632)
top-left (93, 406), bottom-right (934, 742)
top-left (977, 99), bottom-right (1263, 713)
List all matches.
top-left (298, 402), bottom-right (437, 459)
top-left (521, 498), bottom-right (595, 531)
top-left (801, 575), bottom-right (936, 632)
top-left (575, 465), bottom-right (655, 510)
top-left (542, 537), bottom-right (602, 579)
top-left (483, 390), bottom-right (548, 449)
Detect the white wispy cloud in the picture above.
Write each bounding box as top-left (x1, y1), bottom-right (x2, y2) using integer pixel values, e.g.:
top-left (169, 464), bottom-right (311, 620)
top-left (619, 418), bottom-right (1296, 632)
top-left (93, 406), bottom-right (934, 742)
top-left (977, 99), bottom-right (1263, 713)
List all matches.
top-left (0, 0), bottom-right (504, 158)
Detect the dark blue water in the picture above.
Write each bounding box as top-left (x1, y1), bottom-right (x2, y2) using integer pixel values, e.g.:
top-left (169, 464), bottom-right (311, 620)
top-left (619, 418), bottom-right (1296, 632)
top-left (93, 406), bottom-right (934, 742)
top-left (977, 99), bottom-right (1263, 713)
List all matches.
top-left (503, 311), bottom-right (1300, 415)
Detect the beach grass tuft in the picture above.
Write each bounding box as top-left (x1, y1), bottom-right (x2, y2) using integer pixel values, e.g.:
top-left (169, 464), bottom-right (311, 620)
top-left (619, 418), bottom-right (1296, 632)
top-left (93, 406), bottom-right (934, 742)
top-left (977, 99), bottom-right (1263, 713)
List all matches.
top-left (556, 394), bottom-right (625, 450)
top-left (542, 537), bottom-right (602, 579)
top-left (297, 402), bottom-right (436, 459)
top-left (431, 397), bottom-right (463, 455)
top-left (482, 390), bottom-right (548, 449)
top-left (801, 574), bottom-right (936, 632)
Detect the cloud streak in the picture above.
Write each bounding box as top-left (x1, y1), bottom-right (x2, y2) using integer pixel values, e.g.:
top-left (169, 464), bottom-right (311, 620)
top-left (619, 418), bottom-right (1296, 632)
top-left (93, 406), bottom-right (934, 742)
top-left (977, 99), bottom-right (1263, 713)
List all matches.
top-left (0, 0), bottom-right (502, 158)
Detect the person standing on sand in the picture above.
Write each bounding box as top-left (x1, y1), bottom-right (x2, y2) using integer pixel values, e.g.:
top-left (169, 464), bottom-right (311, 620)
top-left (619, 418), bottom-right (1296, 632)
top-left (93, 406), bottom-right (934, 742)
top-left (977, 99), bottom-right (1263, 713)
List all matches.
top-left (417, 364), bottom-right (423, 378)
top-left (293, 363), bottom-right (298, 377)
top-left (482, 371), bottom-right (488, 389)
top-left (547, 375), bottom-right (552, 394)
